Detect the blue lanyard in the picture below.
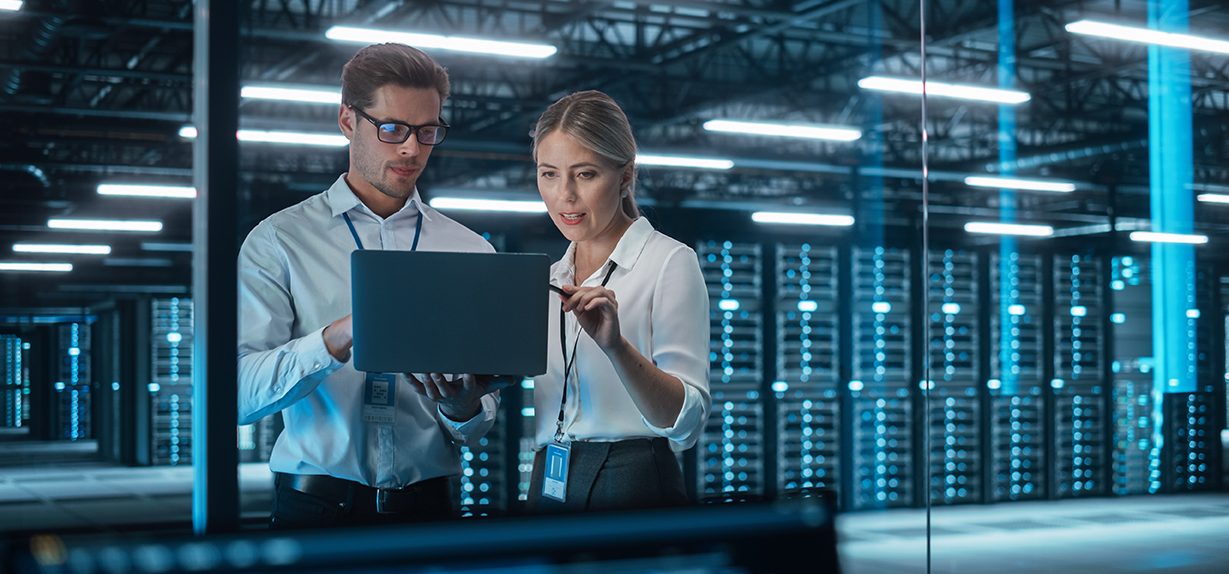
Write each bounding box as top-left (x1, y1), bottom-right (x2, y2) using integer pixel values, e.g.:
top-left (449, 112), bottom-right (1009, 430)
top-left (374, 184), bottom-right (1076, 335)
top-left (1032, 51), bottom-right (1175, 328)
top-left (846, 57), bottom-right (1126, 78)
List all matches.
top-left (341, 206), bottom-right (422, 252)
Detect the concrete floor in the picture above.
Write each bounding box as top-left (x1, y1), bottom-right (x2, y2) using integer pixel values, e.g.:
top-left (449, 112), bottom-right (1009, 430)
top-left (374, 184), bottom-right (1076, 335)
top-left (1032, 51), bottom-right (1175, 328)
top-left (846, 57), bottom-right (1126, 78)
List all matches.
top-left (838, 493), bottom-right (1229, 573)
top-left (0, 461), bottom-right (274, 533)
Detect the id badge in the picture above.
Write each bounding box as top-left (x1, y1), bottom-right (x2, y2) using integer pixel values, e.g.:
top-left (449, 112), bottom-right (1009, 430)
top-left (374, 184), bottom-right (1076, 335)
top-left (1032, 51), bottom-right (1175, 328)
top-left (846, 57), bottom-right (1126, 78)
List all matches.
top-left (542, 441), bottom-right (571, 503)
top-left (362, 372), bottom-right (397, 424)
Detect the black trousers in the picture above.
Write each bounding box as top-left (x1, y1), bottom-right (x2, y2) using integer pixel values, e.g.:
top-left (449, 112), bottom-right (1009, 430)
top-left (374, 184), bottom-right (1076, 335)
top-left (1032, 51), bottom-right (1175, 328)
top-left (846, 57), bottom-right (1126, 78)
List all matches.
top-left (527, 437), bottom-right (689, 513)
top-left (270, 472), bottom-right (455, 530)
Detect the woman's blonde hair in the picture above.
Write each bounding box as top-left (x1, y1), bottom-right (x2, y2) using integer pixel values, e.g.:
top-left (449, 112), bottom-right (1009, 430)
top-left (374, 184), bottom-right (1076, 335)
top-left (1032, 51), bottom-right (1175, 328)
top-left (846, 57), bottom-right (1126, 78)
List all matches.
top-left (532, 90), bottom-right (639, 219)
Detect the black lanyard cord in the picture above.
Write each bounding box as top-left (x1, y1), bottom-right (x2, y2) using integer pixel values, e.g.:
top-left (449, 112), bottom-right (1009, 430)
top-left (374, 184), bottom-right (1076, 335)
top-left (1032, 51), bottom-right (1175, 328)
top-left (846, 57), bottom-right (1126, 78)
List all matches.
top-left (555, 260), bottom-right (617, 439)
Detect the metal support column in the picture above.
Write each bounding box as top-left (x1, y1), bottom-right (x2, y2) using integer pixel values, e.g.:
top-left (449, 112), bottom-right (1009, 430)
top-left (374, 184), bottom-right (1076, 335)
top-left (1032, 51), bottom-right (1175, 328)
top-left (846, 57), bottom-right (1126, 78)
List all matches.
top-left (192, 0), bottom-right (240, 534)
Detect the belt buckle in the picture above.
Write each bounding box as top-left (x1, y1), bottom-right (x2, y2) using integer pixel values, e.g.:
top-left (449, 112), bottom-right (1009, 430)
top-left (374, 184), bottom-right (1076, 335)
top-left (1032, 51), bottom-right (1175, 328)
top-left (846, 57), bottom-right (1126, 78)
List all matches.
top-left (375, 488), bottom-right (390, 514)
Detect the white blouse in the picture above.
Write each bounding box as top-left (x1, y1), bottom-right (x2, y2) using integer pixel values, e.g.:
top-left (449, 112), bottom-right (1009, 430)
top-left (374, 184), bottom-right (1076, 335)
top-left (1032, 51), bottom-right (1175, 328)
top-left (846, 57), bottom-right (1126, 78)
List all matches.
top-left (533, 217), bottom-right (711, 451)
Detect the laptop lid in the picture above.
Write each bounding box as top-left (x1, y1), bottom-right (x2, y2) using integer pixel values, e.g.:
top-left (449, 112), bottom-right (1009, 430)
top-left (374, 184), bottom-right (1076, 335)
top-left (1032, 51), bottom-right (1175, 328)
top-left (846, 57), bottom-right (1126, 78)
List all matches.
top-left (351, 250), bottom-right (550, 376)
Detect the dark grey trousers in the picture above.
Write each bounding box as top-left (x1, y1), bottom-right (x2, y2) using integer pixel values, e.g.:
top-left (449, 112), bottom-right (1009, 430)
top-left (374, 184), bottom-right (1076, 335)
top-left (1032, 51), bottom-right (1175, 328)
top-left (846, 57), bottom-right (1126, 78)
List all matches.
top-left (527, 437), bottom-right (689, 513)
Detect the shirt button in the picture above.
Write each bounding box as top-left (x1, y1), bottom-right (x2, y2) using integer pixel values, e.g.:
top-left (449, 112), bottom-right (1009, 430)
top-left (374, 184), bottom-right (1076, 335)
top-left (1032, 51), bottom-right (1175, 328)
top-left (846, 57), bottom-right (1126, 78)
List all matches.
top-left (272, 385), bottom-right (282, 393)
top-left (313, 363), bottom-right (322, 370)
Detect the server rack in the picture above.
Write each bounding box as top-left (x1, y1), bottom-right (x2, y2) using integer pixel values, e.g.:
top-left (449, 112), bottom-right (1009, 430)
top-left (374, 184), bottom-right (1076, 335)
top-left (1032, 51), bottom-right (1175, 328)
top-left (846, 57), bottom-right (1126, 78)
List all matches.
top-left (1168, 267), bottom-right (1218, 492)
top-left (150, 297), bottom-right (193, 465)
top-left (926, 249), bottom-right (980, 505)
top-left (774, 243), bottom-right (840, 497)
top-left (516, 379), bottom-right (536, 504)
top-left (458, 412), bottom-right (508, 516)
top-left (2, 335), bottom-right (30, 429)
top-left (989, 251), bottom-right (1046, 501)
top-left (54, 322), bottom-right (92, 440)
top-left (1052, 253), bottom-right (1107, 497)
top-left (696, 240), bottom-right (765, 499)
top-left (849, 246), bottom-right (912, 509)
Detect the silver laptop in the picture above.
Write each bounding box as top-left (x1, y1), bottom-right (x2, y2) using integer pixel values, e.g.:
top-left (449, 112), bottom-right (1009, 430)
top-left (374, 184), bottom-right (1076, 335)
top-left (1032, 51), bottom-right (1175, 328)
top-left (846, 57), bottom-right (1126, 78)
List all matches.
top-left (351, 250), bottom-right (551, 375)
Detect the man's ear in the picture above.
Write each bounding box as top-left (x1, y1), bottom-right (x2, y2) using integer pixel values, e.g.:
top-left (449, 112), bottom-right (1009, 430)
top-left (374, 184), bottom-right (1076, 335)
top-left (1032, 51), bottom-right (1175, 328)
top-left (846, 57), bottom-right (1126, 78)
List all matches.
top-left (338, 105), bottom-right (355, 140)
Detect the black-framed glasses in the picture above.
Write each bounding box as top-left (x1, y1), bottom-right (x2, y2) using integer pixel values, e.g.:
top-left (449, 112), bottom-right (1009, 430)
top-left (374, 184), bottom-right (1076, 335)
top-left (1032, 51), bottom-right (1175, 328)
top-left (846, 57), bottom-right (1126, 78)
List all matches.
top-left (348, 105), bottom-right (450, 146)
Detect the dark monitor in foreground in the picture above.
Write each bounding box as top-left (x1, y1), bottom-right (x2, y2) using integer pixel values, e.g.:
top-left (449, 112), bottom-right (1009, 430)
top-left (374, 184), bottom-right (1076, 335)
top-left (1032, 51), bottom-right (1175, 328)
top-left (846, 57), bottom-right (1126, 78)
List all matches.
top-left (10, 497), bottom-right (839, 574)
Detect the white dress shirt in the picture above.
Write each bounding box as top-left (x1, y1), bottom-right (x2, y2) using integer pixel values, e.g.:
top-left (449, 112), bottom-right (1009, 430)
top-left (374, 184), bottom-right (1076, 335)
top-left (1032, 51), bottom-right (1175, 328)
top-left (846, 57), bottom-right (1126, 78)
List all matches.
top-left (238, 174), bottom-right (499, 489)
top-left (533, 217), bottom-right (711, 451)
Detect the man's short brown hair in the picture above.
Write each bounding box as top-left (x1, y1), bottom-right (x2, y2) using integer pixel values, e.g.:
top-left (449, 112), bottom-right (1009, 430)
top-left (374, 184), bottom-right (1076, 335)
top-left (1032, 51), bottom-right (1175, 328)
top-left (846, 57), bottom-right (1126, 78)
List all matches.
top-left (341, 43), bottom-right (450, 110)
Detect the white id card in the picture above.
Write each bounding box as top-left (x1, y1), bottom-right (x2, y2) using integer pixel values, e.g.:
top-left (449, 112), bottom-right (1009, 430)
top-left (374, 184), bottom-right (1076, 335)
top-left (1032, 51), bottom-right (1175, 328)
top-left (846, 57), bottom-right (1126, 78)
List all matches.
top-left (362, 372), bottom-right (397, 424)
top-left (542, 441), bottom-right (571, 502)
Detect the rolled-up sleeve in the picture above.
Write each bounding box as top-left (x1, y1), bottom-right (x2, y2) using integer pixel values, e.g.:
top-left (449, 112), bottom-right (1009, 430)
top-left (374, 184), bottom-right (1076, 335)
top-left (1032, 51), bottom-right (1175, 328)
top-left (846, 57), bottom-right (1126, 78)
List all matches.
top-left (643, 245), bottom-right (711, 449)
top-left (237, 220), bottom-right (342, 425)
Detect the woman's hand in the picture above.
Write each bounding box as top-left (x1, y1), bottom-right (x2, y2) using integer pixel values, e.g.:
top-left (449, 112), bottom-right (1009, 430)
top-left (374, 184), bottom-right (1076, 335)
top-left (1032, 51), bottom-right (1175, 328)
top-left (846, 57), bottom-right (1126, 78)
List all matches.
top-left (560, 284), bottom-right (622, 351)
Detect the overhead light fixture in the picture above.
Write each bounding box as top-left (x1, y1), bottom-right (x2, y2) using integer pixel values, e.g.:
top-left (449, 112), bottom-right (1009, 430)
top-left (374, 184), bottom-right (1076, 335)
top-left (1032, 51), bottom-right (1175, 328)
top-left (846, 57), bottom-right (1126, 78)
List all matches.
top-left (141, 241), bottom-right (193, 252)
top-left (964, 222), bottom-right (1054, 237)
top-left (1066, 19), bottom-right (1229, 56)
top-left (428, 197), bottom-right (548, 213)
top-left (1196, 194), bottom-right (1229, 205)
top-left (702, 119), bottom-right (861, 142)
top-left (1189, 182), bottom-right (1229, 194)
top-left (0, 262), bottom-right (72, 272)
top-left (1128, 231), bottom-right (1208, 245)
top-left (241, 85), bottom-right (341, 105)
top-left (965, 176), bottom-right (1076, 193)
top-left (857, 75), bottom-right (1031, 105)
top-left (179, 126), bottom-right (348, 147)
top-left (0, 1), bottom-right (23, 12)
top-left (635, 154), bottom-right (734, 170)
top-left (47, 218), bottom-right (163, 232)
top-left (325, 26), bottom-right (557, 59)
top-left (98, 183), bottom-right (196, 199)
top-left (13, 243), bottom-right (111, 255)
top-left (751, 212), bottom-right (855, 226)
top-left (103, 257), bottom-right (174, 268)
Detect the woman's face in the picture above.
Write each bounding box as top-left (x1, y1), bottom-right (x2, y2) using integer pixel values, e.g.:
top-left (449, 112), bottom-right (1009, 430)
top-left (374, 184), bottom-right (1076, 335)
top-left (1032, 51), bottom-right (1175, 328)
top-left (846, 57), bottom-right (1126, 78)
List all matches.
top-left (535, 130), bottom-right (632, 244)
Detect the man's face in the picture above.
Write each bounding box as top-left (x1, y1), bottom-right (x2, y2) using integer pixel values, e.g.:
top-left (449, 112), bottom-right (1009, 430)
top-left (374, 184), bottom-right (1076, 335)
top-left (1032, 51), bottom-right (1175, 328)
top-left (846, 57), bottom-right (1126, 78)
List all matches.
top-left (340, 85), bottom-right (442, 201)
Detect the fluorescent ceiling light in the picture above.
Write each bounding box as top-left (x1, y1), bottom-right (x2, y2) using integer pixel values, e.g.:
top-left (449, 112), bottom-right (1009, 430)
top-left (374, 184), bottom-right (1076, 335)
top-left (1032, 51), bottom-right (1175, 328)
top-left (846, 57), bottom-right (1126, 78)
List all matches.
top-left (0, 1), bottom-right (23, 12)
top-left (858, 75), bottom-right (1031, 105)
top-left (103, 257), bottom-right (173, 268)
top-left (751, 211), bottom-right (855, 226)
top-left (241, 85), bottom-right (341, 105)
top-left (702, 119), bottom-right (861, 142)
top-left (964, 222), bottom-right (1054, 237)
top-left (636, 154), bottom-right (734, 170)
top-left (428, 197), bottom-right (547, 213)
top-left (13, 243), bottom-right (111, 255)
top-left (325, 26), bottom-right (557, 59)
top-left (0, 262), bottom-right (72, 272)
top-left (179, 126), bottom-right (348, 147)
top-left (141, 241), bottom-right (193, 252)
top-left (1066, 19), bottom-right (1229, 56)
top-left (1196, 194), bottom-right (1229, 205)
top-left (965, 176), bottom-right (1076, 193)
top-left (98, 183), bottom-right (196, 199)
top-left (47, 218), bottom-right (163, 232)
top-left (1128, 231), bottom-right (1208, 245)
top-left (238, 129), bottom-right (348, 147)
top-left (1189, 183), bottom-right (1229, 193)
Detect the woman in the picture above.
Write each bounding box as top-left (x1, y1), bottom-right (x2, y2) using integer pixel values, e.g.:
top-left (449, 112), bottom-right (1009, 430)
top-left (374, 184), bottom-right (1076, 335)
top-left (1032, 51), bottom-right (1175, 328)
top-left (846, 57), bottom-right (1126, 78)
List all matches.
top-left (527, 90), bottom-right (711, 512)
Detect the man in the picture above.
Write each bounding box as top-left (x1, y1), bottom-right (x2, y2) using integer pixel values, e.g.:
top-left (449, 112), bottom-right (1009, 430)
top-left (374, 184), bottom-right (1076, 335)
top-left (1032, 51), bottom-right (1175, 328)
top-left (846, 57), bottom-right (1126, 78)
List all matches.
top-left (237, 43), bottom-right (502, 529)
